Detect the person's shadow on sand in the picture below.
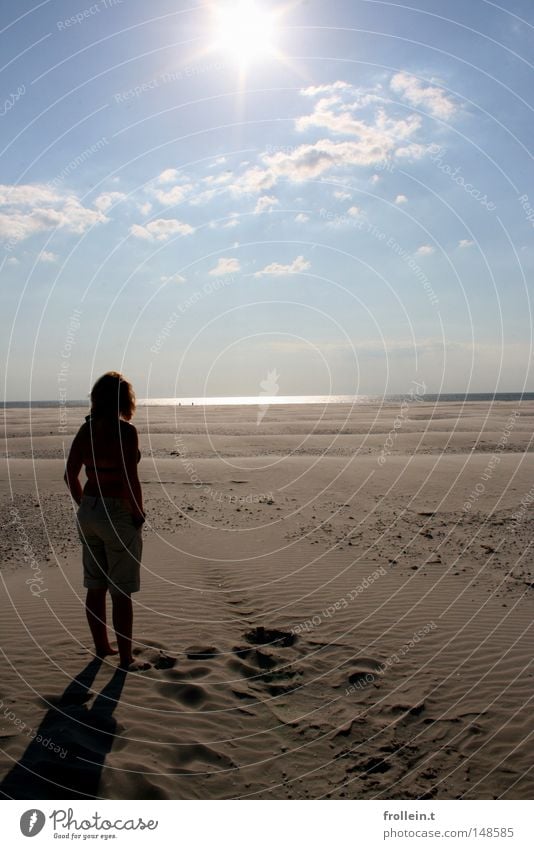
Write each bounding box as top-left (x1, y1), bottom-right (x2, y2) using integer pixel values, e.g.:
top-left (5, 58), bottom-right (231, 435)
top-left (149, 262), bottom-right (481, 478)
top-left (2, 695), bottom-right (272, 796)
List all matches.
top-left (0, 658), bottom-right (126, 799)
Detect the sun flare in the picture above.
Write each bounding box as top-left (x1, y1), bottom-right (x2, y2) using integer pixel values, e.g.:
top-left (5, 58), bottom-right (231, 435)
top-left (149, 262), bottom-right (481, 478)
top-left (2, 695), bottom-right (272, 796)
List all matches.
top-left (210, 1), bottom-right (278, 69)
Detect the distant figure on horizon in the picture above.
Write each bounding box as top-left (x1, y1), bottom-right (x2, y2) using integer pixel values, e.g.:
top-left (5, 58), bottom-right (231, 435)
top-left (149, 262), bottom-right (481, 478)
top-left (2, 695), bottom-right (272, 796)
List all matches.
top-left (64, 372), bottom-right (148, 671)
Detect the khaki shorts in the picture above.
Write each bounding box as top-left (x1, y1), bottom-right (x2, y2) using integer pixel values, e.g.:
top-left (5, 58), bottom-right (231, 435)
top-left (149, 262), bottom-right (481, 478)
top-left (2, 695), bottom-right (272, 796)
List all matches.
top-left (77, 495), bottom-right (142, 596)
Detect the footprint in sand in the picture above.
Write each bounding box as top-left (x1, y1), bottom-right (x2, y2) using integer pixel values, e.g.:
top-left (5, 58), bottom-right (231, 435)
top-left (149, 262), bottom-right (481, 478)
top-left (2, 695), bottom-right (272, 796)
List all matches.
top-left (185, 646), bottom-right (219, 661)
top-left (244, 627), bottom-right (297, 648)
top-left (227, 657), bottom-right (259, 680)
top-left (175, 743), bottom-right (236, 770)
top-left (157, 681), bottom-right (207, 708)
top-left (133, 642), bottom-right (177, 670)
top-left (153, 654), bottom-right (176, 670)
top-left (348, 755), bottom-right (392, 778)
top-left (341, 658), bottom-right (385, 690)
top-left (228, 639), bottom-right (298, 696)
top-left (164, 666), bottom-right (211, 681)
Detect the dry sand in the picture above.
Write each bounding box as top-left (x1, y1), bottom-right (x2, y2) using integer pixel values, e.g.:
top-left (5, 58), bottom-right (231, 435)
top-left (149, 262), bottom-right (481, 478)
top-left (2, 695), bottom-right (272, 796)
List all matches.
top-left (0, 400), bottom-right (533, 799)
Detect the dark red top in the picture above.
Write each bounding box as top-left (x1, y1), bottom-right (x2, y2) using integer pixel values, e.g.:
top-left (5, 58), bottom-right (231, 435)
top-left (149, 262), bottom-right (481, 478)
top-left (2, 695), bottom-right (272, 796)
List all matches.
top-left (67, 415), bottom-right (141, 499)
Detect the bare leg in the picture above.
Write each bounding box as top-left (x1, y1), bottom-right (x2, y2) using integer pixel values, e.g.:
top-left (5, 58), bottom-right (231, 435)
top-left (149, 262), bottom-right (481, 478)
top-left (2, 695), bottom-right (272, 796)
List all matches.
top-left (85, 589), bottom-right (118, 657)
top-left (111, 593), bottom-right (151, 671)
top-left (111, 593), bottom-right (134, 667)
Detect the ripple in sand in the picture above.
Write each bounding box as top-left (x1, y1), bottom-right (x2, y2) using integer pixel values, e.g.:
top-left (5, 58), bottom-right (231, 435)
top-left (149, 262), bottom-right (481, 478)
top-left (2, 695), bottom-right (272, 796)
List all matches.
top-left (157, 682), bottom-right (207, 708)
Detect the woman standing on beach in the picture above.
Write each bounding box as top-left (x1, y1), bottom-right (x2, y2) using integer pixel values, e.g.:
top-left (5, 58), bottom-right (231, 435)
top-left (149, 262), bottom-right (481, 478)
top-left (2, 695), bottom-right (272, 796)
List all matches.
top-left (64, 372), bottom-right (147, 671)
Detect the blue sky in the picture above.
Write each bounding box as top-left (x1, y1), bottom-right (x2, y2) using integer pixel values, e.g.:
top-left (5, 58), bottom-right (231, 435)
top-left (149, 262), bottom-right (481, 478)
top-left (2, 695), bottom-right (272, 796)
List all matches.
top-left (1, 0), bottom-right (533, 400)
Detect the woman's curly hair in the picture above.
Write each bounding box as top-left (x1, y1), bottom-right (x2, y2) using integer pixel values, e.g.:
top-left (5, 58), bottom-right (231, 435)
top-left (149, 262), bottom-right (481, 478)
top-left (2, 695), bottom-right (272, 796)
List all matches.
top-left (90, 372), bottom-right (136, 420)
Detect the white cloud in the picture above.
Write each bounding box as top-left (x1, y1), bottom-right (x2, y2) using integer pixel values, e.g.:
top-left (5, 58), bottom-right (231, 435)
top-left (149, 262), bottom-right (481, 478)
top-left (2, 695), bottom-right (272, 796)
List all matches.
top-left (93, 191), bottom-right (126, 212)
top-left (301, 81), bottom-right (352, 97)
top-left (254, 195), bottom-right (279, 213)
top-left (6, 256), bottom-right (19, 266)
top-left (395, 143), bottom-right (428, 159)
top-left (0, 184), bottom-right (108, 244)
top-left (137, 201), bottom-right (152, 216)
top-left (209, 213), bottom-right (240, 229)
top-left (151, 184), bottom-right (192, 206)
top-left (254, 255), bottom-right (311, 277)
top-left (262, 122), bottom-right (424, 183)
top-left (160, 273), bottom-right (186, 284)
top-left (229, 166), bottom-right (277, 195)
top-left (334, 190), bottom-right (352, 200)
top-left (459, 239), bottom-right (474, 248)
top-left (203, 171), bottom-right (233, 187)
top-left (295, 213), bottom-right (309, 223)
top-left (0, 185), bottom-right (59, 206)
top-left (300, 81), bottom-right (384, 113)
top-left (390, 72), bottom-right (456, 120)
top-left (223, 216), bottom-right (239, 228)
top-left (395, 194), bottom-right (408, 204)
top-left (348, 205), bottom-right (361, 217)
top-left (416, 244), bottom-right (435, 256)
top-left (38, 250), bottom-right (58, 263)
top-left (189, 188), bottom-right (217, 206)
top-left (209, 257), bottom-right (241, 276)
top-left (157, 168), bottom-right (179, 184)
top-left (189, 172), bottom-right (237, 206)
top-left (296, 100), bottom-right (421, 145)
top-left (130, 218), bottom-right (194, 241)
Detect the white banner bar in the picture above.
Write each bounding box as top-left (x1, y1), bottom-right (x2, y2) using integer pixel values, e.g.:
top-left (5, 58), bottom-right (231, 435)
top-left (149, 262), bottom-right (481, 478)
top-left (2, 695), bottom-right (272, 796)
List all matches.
top-left (2, 800), bottom-right (531, 848)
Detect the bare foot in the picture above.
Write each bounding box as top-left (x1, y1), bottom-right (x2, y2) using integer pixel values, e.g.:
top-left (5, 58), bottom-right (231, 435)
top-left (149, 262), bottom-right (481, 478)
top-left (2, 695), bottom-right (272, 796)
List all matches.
top-left (95, 646), bottom-right (119, 658)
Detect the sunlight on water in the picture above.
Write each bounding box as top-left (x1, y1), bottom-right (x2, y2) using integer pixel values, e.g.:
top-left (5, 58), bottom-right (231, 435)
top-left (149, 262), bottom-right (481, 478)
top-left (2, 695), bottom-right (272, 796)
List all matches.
top-left (3, 394), bottom-right (534, 408)
top-left (139, 395), bottom-right (374, 406)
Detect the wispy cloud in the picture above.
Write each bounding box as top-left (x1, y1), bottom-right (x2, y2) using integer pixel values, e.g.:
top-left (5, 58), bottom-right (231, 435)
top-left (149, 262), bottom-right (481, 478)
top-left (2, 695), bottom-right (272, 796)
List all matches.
top-left (459, 238), bottom-right (474, 248)
top-left (395, 194), bottom-right (408, 204)
top-left (301, 81), bottom-right (352, 97)
top-left (160, 273), bottom-right (186, 284)
top-left (146, 75), bottom-right (450, 212)
top-left (416, 244), bottom-right (435, 256)
top-left (209, 213), bottom-right (240, 229)
top-left (254, 255), bottom-right (310, 277)
top-left (296, 98), bottom-right (420, 141)
top-left (390, 72), bottom-right (457, 119)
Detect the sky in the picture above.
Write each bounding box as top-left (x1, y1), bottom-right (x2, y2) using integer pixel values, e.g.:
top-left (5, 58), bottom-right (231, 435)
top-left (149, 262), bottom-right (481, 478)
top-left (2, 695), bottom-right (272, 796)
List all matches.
top-left (1, 0), bottom-right (533, 401)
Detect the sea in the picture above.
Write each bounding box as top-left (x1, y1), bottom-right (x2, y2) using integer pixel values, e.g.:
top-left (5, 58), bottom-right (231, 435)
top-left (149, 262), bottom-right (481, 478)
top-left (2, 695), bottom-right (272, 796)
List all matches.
top-left (3, 393), bottom-right (534, 409)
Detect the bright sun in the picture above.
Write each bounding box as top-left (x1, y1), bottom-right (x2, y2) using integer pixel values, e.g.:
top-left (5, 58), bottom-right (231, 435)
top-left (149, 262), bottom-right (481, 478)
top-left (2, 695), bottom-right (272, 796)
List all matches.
top-left (211, 1), bottom-right (278, 69)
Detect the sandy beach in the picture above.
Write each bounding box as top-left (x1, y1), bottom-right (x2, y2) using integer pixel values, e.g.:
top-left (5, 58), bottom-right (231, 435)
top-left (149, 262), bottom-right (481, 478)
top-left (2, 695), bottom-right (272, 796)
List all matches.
top-left (1, 399), bottom-right (533, 800)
